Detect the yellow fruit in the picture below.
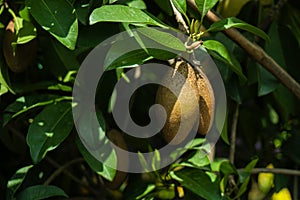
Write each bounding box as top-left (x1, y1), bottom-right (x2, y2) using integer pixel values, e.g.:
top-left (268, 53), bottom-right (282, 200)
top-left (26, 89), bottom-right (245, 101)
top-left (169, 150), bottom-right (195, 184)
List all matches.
top-left (156, 61), bottom-right (215, 144)
top-left (3, 20), bottom-right (37, 73)
top-left (105, 129), bottom-right (128, 190)
top-left (271, 188), bottom-right (292, 200)
top-left (258, 163), bottom-right (274, 193)
top-left (248, 180), bottom-right (266, 200)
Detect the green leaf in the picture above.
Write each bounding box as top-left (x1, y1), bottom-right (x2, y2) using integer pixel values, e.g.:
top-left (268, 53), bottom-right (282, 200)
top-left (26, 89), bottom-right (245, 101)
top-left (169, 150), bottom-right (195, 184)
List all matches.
top-left (6, 165), bottom-right (33, 200)
top-left (195, 0), bottom-right (218, 17)
top-left (75, 110), bottom-right (117, 181)
top-left (3, 94), bottom-right (68, 126)
top-left (76, 137), bottom-right (117, 181)
top-left (238, 158), bottom-right (258, 183)
top-left (171, 0), bottom-right (187, 14)
top-left (126, 0), bottom-right (147, 9)
top-left (26, 102), bottom-right (73, 163)
top-left (16, 185), bottom-right (68, 200)
top-left (15, 17), bottom-right (37, 44)
top-left (284, 4), bottom-right (300, 46)
top-left (137, 27), bottom-right (186, 52)
top-left (89, 5), bottom-right (166, 27)
top-left (104, 36), bottom-right (151, 70)
top-left (51, 39), bottom-right (80, 70)
top-left (257, 65), bottom-right (278, 96)
top-left (0, 30), bottom-right (14, 94)
top-left (0, 84), bottom-right (8, 96)
top-left (171, 168), bottom-right (221, 200)
top-left (203, 40), bottom-right (247, 82)
top-left (26, 0), bottom-right (78, 50)
top-left (207, 17), bottom-right (270, 42)
top-left (181, 150), bottom-right (210, 168)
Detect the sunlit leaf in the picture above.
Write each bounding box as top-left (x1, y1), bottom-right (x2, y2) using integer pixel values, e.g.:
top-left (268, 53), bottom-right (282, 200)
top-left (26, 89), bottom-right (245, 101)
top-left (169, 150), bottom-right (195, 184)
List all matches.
top-left (26, 102), bottom-right (73, 163)
top-left (26, 0), bottom-right (78, 49)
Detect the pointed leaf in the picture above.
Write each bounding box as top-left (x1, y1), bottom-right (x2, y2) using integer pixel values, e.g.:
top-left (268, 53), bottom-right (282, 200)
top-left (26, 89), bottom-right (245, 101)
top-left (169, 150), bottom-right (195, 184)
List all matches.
top-left (171, 0), bottom-right (187, 14)
top-left (171, 168), bottom-right (221, 200)
top-left (26, 0), bottom-right (78, 49)
top-left (90, 5), bottom-right (166, 27)
top-left (195, 0), bottom-right (218, 17)
top-left (75, 110), bottom-right (117, 181)
top-left (16, 185), bottom-right (68, 200)
top-left (203, 40), bottom-right (246, 82)
top-left (6, 165), bottom-right (33, 200)
top-left (207, 17), bottom-right (270, 42)
top-left (26, 102), bottom-right (73, 163)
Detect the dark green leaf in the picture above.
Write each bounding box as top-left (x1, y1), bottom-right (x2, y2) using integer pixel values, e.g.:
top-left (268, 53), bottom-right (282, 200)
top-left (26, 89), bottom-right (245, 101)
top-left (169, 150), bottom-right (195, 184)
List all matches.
top-left (238, 158), bottom-right (258, 183)
top-left (15, 17), bottom-right (37, 44)
top-left (75, 110), bottom-right (117, 181)
top-left (195, 0), bottom-right (218, 17)
top-left (76, 137), bottom-right (117, 181)
top-left (6, 165), bottom-right (33, 200)
top-left (207, 17), bottom-right (270, 42)
top-left (26, 0), bottom-right (78, 49)
top-left (16, 185), bottom-right (68, 200)
top-left (257, 65), bottom-right (278, 96)
top-left (26, 102), bottom-right (73, 163)
top-left (89, 5), bottom-right (166, 27)
top-left (3, 95), bottom-right (68, 126)
top-left (0, 30), bottom-right (14, 94)
top-left (283, 4), bottom-right (300, 46)
top-left (203, 40), bottom-right (246, 82)
top-left (171, 168), bottom-right (221, 200)
top-left (51, 39), bottom-right (80, 70)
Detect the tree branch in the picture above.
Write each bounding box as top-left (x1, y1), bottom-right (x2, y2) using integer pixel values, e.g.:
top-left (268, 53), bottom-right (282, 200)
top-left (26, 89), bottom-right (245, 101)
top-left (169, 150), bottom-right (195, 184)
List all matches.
top-left (229, 103), bottom-right (240, 164)
top-left (246, 168), bottom-right (300, 176)
top-left (186, 0), bottom-right (300, 100)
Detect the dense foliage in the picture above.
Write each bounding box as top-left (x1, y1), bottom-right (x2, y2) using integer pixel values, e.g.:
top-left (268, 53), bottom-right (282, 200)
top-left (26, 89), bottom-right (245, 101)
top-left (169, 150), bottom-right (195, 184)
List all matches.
top-left (0, 0), bottom-right (300, 199)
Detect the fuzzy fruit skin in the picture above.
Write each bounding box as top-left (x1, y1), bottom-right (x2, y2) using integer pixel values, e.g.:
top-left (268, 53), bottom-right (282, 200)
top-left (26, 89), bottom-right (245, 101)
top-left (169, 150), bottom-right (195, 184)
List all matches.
top-left (196, 67), bottom-right (214, 135)
top-left (156, 61), bottom-right (200, 145)
top-left (156, 61), bottom-right (215, 144)
top-left (105, 129), bottom-right (128, 190)
top-left (3, 20), bottom-right (37, 73)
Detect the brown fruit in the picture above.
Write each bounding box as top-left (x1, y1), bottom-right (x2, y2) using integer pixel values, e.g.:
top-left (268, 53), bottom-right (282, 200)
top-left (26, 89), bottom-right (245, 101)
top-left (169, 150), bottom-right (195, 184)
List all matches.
top-left (156, 60), bottom-right (200, 145)
top-left (156, 60), bottom-right (214, 144)
top-left (3, 20), bottom-right (37, 73)
top-left (105, 129), bottom-right (128, 190)
top-left (196, 67), bottom-right (215, 135)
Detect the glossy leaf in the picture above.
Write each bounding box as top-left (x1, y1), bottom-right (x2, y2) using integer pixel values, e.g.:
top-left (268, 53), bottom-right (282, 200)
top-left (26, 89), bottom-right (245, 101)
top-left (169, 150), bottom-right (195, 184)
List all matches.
top-left (3, 94), bottom-right (68, 126)
top-left (195, 0), bottom-right (218, 17)
top-left (26, 102), bottom-right (73, 163)
top-left (203, 40), bottom-right (247, 82)
top-left (16, 185), bottom-right (68, 200)
top-left (26, 0), bottom-right (78, 49)
top-left (171, 168), bottom-right (221, 200)
top-left (137, 27), bottom-right (186, 52)
top-left (6, 165), bottom-right (33, 200)
top-left (171, 0), bottom-right (187, 14)
top-left (15, 17), bottom-right (37, 44)
top-left (76, 137), bottom-right (117, 181)
top-left (75, 109), bottom-right (117, 181)
top-left (90, 5), bottom-right (166, 27)
top-left (207, 17), bottom-right (270, 42)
